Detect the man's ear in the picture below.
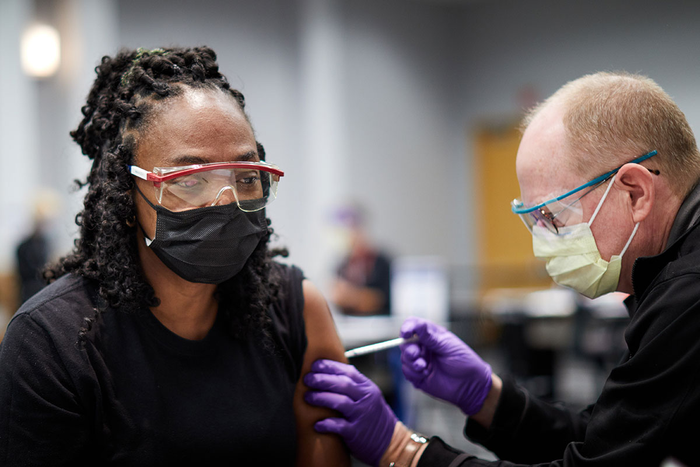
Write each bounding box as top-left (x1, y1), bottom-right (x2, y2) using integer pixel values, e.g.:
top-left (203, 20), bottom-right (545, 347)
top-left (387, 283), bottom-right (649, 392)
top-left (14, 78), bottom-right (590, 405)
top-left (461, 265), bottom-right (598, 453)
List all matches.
top-left (615, 164), bottom-right (655, 223)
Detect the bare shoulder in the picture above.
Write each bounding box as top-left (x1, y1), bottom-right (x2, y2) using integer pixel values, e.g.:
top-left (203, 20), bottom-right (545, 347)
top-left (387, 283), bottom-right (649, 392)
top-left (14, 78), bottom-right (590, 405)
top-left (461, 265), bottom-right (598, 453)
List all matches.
top-left (301, 279), bottom-right (348, 363)
top-left (293, 279), bottom-right (350, 466)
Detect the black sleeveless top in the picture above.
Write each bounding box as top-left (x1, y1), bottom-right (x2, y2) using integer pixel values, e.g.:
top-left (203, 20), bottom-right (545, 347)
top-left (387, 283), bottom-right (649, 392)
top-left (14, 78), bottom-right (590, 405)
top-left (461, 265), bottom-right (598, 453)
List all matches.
top-left (0, 263), bottom-right (307, 466)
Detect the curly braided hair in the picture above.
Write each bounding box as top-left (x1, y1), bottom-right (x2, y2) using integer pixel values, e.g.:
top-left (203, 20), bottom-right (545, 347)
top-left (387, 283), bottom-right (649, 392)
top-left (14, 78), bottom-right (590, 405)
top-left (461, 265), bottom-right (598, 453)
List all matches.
top-left (44, 46), bottom-right (288, 343)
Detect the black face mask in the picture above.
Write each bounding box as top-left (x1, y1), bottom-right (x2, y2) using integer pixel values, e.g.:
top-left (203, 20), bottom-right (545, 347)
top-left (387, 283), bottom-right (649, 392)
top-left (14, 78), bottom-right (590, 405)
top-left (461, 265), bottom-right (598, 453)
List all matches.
top-left (136, 186), bottom-right (267, 284)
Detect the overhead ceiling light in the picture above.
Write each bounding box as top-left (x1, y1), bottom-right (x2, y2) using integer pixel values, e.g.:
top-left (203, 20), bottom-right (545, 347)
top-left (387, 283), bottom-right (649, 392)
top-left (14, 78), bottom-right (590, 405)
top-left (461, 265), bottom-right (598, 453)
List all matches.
top-left (21, 24), bottom-right (61, 78)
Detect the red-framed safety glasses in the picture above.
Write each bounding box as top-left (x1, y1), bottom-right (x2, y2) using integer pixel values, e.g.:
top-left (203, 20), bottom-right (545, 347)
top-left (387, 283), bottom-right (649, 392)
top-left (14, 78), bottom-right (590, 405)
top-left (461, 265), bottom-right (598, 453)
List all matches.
top-left (129, 161), bottom-right (284, 212)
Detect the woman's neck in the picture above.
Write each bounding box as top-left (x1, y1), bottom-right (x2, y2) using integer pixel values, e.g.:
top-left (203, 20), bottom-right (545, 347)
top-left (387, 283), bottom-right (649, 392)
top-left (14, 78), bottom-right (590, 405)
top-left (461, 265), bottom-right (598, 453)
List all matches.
top-left (137, 236), bottom-right (219, 340)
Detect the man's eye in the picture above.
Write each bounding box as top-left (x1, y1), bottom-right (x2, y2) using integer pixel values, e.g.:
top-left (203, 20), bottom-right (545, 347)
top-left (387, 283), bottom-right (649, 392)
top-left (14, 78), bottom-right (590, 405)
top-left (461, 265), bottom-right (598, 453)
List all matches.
top-left (539, 208), bottom-right (555, 221)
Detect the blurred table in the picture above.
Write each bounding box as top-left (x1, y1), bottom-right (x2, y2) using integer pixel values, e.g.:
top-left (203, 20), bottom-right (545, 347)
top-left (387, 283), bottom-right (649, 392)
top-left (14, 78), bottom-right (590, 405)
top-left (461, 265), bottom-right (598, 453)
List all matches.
top-left (482, 287), bottom-right (629, 400)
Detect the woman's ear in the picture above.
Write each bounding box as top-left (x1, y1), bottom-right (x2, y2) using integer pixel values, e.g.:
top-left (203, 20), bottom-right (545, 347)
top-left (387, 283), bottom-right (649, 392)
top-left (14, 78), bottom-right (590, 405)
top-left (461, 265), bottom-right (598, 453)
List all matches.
top-left (616, 164), bottom-right (655, 223)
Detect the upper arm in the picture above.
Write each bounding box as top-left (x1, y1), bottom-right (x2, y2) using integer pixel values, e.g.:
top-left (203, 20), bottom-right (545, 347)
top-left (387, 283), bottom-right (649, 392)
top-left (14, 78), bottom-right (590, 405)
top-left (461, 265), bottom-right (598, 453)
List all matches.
top-left (293, 280), bottom-right (351, 467)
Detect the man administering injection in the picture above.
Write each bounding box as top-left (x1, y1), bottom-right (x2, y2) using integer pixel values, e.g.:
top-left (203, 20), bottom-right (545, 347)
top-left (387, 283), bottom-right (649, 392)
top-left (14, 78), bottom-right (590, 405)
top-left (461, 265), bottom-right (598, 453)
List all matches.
top-left (305, 72), bottom-right (700, 466)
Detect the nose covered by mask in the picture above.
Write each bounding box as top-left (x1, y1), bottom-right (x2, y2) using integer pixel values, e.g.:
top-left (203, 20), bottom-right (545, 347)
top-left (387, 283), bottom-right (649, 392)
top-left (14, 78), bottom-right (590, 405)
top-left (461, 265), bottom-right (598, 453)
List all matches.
top-left (532, 175), bottom-right (639, 299)
top-left (136, 186), bottom-right (267, 284)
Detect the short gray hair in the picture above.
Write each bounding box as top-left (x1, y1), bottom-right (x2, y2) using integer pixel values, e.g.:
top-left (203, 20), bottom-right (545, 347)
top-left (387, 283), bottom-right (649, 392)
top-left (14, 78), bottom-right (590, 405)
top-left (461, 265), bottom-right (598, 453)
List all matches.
top-left (522, 72), bottom-right (700, 197)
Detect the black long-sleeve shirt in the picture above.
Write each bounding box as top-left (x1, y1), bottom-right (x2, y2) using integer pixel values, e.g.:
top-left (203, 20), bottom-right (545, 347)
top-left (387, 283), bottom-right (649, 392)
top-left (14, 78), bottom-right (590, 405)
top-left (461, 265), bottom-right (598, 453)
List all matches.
top-left (419, 186), bottom-right (700, 467)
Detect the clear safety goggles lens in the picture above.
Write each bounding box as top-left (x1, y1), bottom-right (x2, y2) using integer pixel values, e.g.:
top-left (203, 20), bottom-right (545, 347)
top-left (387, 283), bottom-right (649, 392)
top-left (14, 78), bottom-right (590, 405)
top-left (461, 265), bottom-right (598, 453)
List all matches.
top-left (511, 180), bottom-right (609, 234)
top-left (511, 199), bottom-right (582, 234)
top-left (510, 150), bottom-right (659, 235)
top-left (154, 166), bottom-right (280, 212)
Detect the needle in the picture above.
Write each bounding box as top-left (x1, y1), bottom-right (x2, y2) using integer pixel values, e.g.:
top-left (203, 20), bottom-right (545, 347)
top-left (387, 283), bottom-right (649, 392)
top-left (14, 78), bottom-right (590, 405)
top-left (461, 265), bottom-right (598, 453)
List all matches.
top-left (344, 335), bottom-right (419, 359)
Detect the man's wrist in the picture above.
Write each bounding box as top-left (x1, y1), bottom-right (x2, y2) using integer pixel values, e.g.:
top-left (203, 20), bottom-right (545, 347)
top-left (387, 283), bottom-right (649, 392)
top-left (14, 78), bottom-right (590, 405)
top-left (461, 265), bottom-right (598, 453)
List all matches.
top-left (469, 373), bottom-right (502, 430)
top-left (379, 422), bottom-right (428, 467)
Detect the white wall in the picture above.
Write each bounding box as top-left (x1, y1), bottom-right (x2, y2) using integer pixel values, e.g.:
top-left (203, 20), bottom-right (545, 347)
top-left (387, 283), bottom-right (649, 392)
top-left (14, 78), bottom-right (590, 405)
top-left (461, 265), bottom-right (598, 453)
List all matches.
top-left (341, 0), bottom-right (466, 259)
top-left (4, 0), bottom-right (700, 306)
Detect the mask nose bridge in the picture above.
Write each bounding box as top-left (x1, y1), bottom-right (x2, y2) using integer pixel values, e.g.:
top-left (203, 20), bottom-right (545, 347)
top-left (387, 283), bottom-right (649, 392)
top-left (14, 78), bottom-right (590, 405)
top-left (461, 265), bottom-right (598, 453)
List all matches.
top-left (210, 185), bottom-right (238, 206)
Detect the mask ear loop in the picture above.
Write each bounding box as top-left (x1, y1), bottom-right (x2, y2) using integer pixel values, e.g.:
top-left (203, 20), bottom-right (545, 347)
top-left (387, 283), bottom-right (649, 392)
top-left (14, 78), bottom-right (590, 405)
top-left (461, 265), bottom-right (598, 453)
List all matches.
top-left (587, 173), bottom-right (640, 258)
top-left (619, 222), bottom-right (640, 258)
top-left (588, 174), bottom-right (617, 226)
top-left (134, 182), bottom-right (159, 210)
top-left (133, 182), bottom-right (157, 246)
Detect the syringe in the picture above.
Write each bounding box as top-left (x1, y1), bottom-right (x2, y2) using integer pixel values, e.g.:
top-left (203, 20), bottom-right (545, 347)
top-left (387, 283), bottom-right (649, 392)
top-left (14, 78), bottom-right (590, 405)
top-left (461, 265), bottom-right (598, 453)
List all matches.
top-left (344, 335), bottom-right (419, 359)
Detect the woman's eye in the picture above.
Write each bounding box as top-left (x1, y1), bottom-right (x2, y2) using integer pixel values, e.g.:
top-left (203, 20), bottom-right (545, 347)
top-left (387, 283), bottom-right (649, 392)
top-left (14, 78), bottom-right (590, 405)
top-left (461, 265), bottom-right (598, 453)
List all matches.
top-left (173, 175), bottom-right (202, 189)
top-left (236, 172), bottom-right (260, 185)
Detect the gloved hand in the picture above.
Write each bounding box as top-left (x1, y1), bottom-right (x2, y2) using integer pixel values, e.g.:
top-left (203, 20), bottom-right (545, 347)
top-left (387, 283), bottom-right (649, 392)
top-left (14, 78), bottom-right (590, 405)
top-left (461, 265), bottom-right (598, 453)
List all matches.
top-left (400, 317), bottom-right (492, 416)
top-left (304, 359), bottom-right (397, 467)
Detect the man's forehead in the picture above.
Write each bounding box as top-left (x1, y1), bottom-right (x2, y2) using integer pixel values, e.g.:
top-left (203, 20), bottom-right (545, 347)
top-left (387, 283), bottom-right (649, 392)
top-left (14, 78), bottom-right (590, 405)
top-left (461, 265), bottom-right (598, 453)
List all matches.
top-left (516, 103), bottom-right (584, 205)
top-left (517, 163), bottom-right (581, 206)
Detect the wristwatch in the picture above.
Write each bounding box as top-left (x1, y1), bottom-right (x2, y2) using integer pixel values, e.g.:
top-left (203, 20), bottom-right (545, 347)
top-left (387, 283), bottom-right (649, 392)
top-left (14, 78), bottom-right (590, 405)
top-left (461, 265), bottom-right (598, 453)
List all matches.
top-left (389, 433), bottom-right (429, 467)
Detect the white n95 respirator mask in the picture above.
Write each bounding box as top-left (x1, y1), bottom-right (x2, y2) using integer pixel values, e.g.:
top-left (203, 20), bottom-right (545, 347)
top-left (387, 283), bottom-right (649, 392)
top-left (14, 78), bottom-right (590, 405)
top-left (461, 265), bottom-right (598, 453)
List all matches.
top-left (532, 175), bottom-right (639, 299)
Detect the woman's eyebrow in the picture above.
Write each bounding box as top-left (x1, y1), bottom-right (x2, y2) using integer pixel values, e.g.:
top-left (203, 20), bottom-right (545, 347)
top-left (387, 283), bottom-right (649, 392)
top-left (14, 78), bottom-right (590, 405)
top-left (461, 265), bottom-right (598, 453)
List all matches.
top-left (166, 151), bottom-right (258, 166)
top-left (236, 151), bottom-right (258, 161)
top-left (168, 155), bottom-right (208, 165)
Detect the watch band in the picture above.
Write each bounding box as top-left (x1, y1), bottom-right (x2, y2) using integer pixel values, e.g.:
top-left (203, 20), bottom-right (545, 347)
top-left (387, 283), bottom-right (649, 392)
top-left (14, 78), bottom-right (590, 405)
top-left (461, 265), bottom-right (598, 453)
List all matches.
top-left (389, 433), bottom-right (428, 467)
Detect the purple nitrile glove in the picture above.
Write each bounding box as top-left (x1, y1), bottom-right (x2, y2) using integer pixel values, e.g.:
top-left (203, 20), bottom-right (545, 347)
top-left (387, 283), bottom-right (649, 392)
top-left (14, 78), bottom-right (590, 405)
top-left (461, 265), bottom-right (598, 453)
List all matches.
top-left (304, 359), bottom-right (397, 467)
top-left (400, 317), bottom-right (493, 416)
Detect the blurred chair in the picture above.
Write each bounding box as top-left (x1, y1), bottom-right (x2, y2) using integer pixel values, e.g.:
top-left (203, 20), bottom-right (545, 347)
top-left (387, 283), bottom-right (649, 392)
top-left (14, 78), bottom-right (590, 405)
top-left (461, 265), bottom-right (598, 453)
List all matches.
top-left (484, 287), bottom-right (577, 400)
top-left (390, 255), bottom-right (450, 426)
top-left (390, 256), bottom-right (449, 324)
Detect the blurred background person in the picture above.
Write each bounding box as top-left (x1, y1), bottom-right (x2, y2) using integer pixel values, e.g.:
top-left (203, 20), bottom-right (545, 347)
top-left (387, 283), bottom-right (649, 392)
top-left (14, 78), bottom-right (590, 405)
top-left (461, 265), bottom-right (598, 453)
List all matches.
top-left (331, 202), bottom-right (392, 317)
top-left (329, 202), bottom-right (402, 422)
top-left (15, 189), bottom-right (60, 305)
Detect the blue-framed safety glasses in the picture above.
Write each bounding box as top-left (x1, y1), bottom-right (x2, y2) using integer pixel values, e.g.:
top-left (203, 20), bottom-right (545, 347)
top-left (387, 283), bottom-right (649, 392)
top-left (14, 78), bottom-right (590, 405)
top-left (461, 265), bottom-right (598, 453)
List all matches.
top-left (511, 150), bottom-right (658, 234)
